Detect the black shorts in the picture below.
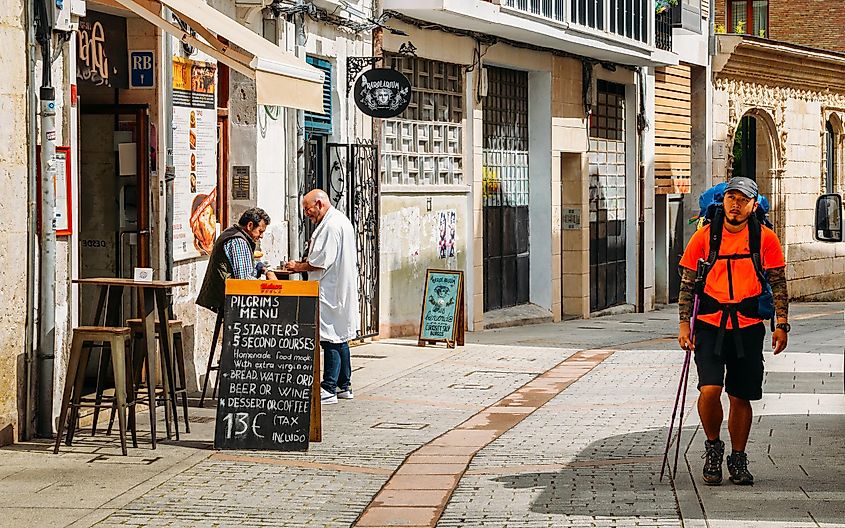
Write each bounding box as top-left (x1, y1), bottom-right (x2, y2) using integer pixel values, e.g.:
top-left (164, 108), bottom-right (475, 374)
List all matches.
top-left (693, 321), bottom-right (765, 401)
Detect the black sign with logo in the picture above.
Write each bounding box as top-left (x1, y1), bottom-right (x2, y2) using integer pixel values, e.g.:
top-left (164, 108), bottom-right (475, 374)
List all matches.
top-left (76, 11), bottom-right (128, 89)
top-left (353, 68), bottom-right (411, 118)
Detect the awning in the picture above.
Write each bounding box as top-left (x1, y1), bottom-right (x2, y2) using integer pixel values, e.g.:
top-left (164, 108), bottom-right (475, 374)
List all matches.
top-left (112, 0), bottom-right (325, 112)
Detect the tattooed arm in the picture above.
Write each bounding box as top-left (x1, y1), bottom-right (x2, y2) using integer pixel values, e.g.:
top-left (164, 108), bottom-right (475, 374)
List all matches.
top-left (677, 267), bottom-right (697, 350)
top-left (678, 268), bottom-right (697, 323)
top-left (768, 266), bottom-right (789, 322)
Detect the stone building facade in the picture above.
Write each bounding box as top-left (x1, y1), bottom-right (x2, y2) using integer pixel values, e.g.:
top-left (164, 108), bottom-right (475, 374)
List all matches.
top-left (713, 35), bottom-right (845, 300)
top-left (0, 0), bottom-right (29, 445)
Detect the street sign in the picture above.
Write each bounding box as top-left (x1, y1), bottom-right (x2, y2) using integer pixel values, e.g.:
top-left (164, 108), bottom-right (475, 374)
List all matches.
top-left (129, 50), bottom-right (155, 89)
top-left (214, 280), bottom-right (321, 451)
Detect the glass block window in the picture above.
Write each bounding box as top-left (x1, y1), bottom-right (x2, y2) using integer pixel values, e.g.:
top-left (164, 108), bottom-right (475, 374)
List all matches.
top-left (381, 55), bottom-right (464, 186)
top-left (590, 80), bottom-right (625, 141)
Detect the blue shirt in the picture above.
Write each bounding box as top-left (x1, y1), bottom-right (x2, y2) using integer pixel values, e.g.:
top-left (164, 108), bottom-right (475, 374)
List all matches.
top-left (223, 237), bottom-right (259, 279)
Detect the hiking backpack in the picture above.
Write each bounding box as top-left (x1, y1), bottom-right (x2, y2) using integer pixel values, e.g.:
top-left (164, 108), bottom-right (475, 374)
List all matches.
top-left (694, 182), bottom-right (775, 322)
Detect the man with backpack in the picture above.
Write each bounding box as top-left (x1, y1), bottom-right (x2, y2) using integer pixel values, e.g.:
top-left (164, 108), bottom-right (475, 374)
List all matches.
top-left (677, 176), bottom-right (790, 486)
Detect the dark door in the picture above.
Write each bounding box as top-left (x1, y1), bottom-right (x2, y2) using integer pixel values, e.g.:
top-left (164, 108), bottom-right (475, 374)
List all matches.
top-left (668, 195), bottom-right (685, 302)
top-left (732, 115), bottom-right (757, 180)
top-left (483, 66), bottom-right (530, 312)
top-left (589, 80), bottom-right (627, 312)
top-left (78, 104), bottom-right (150, 324)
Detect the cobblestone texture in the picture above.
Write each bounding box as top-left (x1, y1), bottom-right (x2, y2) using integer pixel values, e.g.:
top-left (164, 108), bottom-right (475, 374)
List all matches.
top-left (438, 351), bottom-right (688, 528)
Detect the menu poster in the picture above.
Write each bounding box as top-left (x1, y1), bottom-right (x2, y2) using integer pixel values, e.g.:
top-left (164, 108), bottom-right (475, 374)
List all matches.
top-left (215, 280), bottom-right (321, 451)
top-left (418, 269), bottom-right (465, 349)
top-left (172, 54), bottom-right (218, 261)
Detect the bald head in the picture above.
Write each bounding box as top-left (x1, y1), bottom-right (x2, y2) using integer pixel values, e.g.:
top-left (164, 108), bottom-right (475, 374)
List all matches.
top-left (302, 189), bottom-right (331, 224)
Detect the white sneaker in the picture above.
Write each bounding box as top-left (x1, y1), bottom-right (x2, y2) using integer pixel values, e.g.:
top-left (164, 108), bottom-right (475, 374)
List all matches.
top-left (336, 387), bottom-right (354, 400)
top-left (320, 388), bottom-right (338, 405)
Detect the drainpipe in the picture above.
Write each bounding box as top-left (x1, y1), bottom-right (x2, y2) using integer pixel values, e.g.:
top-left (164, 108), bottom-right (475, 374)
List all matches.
top-left (24, 0), bottom-right (39, 440)
top-left (288, 6), bottom-right (306, 258)
top-left (636, 68), bottom-right (647, 314)
top-left (372, 0), bottom-right (383, 149)
top-left (36, 0), bottom-right (57, 437)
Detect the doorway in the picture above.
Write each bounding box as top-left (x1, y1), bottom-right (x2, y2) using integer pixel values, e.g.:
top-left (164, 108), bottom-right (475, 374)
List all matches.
top-left (589, 80), bottom-right (628, 312)
top-left (482, 66), bottom-right (530, 312)
top-left (78, 104), bottom-right (150, 325)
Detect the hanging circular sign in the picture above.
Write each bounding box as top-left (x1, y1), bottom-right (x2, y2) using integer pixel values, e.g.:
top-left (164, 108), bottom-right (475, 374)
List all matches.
top-left (353, 68), bottom-right (412, 118)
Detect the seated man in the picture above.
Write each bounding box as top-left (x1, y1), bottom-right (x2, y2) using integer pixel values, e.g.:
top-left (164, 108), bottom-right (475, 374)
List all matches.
top-left (196, 207), bottom-right (276, 314)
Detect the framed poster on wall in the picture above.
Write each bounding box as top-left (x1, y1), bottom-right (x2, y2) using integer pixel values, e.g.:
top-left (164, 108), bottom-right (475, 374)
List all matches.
top-left (36, 145), bottom-right (73, 236)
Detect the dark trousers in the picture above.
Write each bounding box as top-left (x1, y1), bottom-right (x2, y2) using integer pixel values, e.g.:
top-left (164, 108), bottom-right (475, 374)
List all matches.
top-left (321, 341), bottom-right (351, 393)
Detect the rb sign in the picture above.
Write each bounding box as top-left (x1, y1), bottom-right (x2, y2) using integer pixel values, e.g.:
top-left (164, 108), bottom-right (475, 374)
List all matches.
top-left (129, 51), bottom-right (155, 89)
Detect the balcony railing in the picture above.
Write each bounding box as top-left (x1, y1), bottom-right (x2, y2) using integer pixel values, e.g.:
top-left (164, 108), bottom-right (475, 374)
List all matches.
top-left (499, 0), bottom-right (651, 45)
top-left (655, 8), bottom-right (672, 51)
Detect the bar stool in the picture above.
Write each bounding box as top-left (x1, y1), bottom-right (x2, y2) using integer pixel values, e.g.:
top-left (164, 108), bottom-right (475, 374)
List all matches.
top-left (125, 318), bottom-right (190, 436)
top-left (54, 326), bottom-right (135, 455)
top-left (199, 311), bottom-right (224, 407)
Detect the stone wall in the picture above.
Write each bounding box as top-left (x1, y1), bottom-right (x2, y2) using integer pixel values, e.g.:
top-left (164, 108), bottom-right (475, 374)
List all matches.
top-left (0, 0), bottom-right (29, 445)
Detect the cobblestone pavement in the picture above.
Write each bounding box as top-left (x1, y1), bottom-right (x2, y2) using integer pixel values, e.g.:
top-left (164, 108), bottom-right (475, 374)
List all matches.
top-left (1, 303), bottom-right (842, 528)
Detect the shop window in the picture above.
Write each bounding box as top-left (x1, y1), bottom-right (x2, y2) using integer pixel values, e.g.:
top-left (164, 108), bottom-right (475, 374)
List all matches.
top-left (382, 55), bottom-right (464, 186)
top-left (728, 0), bottom-right (768, 37)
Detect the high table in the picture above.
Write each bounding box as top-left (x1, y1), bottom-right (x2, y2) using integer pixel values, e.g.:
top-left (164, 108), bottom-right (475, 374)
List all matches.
top-left (73, 277), bottom-right (189, 448)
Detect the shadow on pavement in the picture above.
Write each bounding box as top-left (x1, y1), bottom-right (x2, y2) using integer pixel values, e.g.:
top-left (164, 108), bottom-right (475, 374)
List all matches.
top-left (493, 417), bottom-right (845, 525)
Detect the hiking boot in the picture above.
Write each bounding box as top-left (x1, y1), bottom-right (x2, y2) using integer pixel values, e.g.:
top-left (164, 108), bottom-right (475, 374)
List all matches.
top-left (727, 451), bottom-right (754, 485)
top-left (701, 439), bottom-right (725, 485)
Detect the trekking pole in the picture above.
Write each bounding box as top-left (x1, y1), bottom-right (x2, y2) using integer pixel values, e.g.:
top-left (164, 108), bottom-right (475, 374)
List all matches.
top-left (660, 259), bottom-right (705, 482)
top-left (673, 344), bottom-right (693, 477)
top-left (660, 347), bottom-right (690, 482)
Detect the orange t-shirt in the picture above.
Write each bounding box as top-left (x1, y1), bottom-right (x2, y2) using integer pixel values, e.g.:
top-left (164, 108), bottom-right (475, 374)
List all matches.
top-left (679, 223), bottom-right (785, 328)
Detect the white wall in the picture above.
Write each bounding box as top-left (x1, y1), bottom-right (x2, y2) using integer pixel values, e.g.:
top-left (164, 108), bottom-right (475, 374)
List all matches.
top-left (528, 71), bottom-right (553, 311)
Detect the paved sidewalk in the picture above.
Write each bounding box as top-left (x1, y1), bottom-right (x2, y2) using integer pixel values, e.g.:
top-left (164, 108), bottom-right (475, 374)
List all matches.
top-left (0, 303), bottom-right (842, 528)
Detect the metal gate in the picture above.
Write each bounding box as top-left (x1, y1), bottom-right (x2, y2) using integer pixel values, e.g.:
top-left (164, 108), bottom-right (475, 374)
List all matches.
top-left (303, 138), bottom-right (380, 338)
top-left (589, 80), bottom-right (627, 312)
top-left (482, 66), bottom-right (530, 312)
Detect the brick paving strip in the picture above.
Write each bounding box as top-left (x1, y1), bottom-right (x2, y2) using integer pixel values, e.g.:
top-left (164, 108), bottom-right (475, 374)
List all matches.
top-left (351, 348), bottom-right (615, 528)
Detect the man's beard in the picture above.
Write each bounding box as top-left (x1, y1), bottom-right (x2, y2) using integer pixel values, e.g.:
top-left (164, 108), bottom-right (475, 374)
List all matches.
top-left (724, 214), bottom-right (746, 226)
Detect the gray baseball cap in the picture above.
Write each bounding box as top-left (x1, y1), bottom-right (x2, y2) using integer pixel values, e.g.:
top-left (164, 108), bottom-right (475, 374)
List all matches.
top-left (724, 177), bottom-right (758, 199)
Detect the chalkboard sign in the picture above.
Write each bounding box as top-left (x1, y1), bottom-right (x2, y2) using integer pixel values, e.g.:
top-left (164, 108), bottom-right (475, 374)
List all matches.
top-left (418, 269), bottom-right (465, 348)
top-left (215, 279), bottom-right (321, 451)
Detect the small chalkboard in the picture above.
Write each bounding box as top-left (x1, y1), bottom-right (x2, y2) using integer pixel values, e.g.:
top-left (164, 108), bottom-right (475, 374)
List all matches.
top-left (214, 279), bottom-right (321, 451)
top-left (417, 269), bottom-right (465, 348)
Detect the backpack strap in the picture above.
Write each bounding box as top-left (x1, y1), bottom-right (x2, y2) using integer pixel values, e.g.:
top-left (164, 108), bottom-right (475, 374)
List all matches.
top-left (702, 206), bottom-right (725, 280)
top-left (747, 214), bottom-right (767, 285)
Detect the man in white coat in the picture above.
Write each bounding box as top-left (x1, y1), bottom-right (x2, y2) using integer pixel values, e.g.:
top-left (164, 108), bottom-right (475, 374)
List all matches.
top-left (285, 189), bottom-right (360, 405)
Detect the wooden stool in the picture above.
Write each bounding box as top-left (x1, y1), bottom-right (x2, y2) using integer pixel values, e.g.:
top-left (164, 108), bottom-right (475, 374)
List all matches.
top-left (124, 318), bottom-right (189, 439)
top-left (199, 311), bottom-right (224, 407)
top-left (54, 327), bottom-right (135, 455)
